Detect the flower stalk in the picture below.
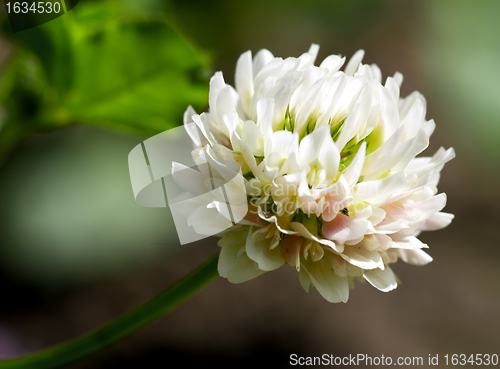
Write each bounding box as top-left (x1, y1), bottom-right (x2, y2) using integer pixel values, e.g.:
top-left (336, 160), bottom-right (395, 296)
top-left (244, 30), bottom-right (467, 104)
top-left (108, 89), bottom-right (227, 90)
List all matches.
top-left (0, 254), bottom-right (219, 369)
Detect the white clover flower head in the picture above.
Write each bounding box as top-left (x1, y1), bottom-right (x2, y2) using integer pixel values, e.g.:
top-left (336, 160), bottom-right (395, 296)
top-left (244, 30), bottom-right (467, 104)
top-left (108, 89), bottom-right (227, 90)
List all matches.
top-left (180, 44), bottom-right (455, 303)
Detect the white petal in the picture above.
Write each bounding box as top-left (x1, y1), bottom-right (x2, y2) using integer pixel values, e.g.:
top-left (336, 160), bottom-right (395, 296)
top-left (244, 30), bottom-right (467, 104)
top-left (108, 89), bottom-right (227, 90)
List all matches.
top-left (256, 98), bottom-right (274, 136)
top-left (209, 72), bottom-right (226, 113)
top-left (393, 72), bottom-right (403, 87)
top-left (241, 120), bottom-right (264, 157)
top-left (215, 86), bottom-right (238, 136)
top-left (362, 126), bottom-right (403, 176)
top-left (252, 49), bottom-right (275, 78)
top-left (341, 245), bottom-right (384, 270)
top-left (335, 83), bottom-right (372, 151)
top-left (306, 43), bottom-right (320, 65)
top-left (343, 142), bottom-right (366, 187)
top-left (354, 171), bottom-right (407, 207)
top-left (392, 236), bottom-right (427, 249)
top-left (299, 126), bottom-right (340, 181)
top-left (385, 76), bottom-right (400, 101)
top-left (246, 227), bottom-right (285, 271)
top-left (171, 162), bottom-right (209, 196)
top-left (301, 253), bottom-right (350, 303)
top-left (298, 268), bottom-right (312, 292)
top-left (378, 85), bottom-right (400, 142)
top-left (344, 49), bottom-right (365, 76)
top-left (319, 55), bottom-right (345, 78)
top-left (363, 267), bottom-right (397, 292)
top-left (235, 50), bottom-right (254, 116)
top-left (218, 230), bottom-right (266, 283)
top-left (420, 212), bottom-right (454, 231)
top-left (396, 248), bottom-right (433, 265)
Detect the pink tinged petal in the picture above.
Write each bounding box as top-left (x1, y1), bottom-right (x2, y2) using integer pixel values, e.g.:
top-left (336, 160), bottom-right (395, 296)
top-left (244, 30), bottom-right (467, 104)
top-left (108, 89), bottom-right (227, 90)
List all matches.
top-left (321, 191), bottom-right (350, 222)
top-left (413, 193), bottom-right (447, 222)
top-left (321, 213), bottom-right (369, 243)
top-left (290, 222), bottom-right (343, 253)
top-left (363, 267), bottom-right (397, 292)
top-left (420, 212), bottom-right (454, 231)
top-left (396, 248), bottom-right (433, 265)
top-left (243, 211), bottom-right (266, 227)
top-left (246, 227), bottom-right (285, 272)
top-left (235, 50), bottom-right (254, 116)
top-left (301, 253), bottom-right (350, 303)
top-left (280, 236), bottom-right (304, 271)
top-left (341, 245), bottom-right (384, 270)
top-left (344, 49), bottom-right (365, 76)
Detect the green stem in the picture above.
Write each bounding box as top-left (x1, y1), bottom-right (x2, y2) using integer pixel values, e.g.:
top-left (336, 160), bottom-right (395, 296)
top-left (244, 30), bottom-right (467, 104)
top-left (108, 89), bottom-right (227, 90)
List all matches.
top-left (0, 254), bottom-right (220, 369)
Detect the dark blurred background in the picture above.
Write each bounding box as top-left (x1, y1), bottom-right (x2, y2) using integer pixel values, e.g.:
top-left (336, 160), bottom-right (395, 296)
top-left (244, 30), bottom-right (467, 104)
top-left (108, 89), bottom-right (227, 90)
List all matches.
top-left (0, 0), bottom-right (499, 368)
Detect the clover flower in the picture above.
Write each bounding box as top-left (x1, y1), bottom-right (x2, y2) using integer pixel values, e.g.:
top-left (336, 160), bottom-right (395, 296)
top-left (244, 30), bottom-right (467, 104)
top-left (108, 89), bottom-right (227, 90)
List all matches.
top-left (179, 45), bottom-right (454, 303)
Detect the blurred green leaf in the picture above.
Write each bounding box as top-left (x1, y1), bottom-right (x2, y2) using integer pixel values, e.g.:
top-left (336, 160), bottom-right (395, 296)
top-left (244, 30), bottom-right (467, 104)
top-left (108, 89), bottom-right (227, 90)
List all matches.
top-left (0, 1), bottom-right (210, 158)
